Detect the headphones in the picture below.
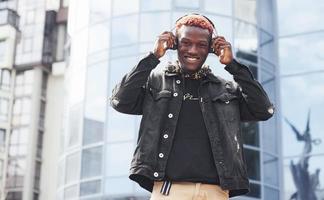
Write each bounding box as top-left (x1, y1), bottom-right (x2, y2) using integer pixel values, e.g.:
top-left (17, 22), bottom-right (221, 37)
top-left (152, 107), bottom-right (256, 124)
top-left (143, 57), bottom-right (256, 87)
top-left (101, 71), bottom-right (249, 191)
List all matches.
top-left (170, 13), bottom-right (218, 53)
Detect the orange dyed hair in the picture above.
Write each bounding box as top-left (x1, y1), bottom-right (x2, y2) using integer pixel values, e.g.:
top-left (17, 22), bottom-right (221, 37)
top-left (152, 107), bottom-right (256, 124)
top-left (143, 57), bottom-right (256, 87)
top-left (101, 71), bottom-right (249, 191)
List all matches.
top-left (175, 14), bottom-right (214, 35)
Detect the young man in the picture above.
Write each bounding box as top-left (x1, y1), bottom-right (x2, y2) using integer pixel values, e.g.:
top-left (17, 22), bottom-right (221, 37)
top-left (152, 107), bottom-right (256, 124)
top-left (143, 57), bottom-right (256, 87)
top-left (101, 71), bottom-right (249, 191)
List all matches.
top-left (110, 14), bottom-right (274, 200)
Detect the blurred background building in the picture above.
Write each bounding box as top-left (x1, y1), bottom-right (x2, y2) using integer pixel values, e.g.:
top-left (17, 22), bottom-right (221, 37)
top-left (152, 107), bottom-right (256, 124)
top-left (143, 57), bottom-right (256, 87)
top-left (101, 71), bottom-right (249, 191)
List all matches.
top-left (0, 0), bottom-right (322, 200)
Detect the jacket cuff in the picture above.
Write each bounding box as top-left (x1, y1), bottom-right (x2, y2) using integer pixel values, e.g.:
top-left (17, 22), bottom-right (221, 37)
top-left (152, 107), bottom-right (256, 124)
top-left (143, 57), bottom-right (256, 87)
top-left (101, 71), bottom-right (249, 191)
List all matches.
top-left (224, 59), bottom-right (243, 74)
top-left (138, 52), bottom-right (160, 69)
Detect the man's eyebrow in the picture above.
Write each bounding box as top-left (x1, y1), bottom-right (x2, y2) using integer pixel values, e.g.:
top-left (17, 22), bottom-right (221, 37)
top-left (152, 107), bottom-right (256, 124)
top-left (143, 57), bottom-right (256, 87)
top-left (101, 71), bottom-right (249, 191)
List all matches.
top-left (180, 37), bottom-right (209, 43)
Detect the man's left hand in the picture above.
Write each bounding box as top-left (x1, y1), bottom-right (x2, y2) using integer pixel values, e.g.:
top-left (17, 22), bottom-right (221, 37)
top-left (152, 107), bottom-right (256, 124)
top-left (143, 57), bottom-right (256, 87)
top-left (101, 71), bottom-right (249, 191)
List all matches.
top-left (211, 36), bottom-right (233, 65)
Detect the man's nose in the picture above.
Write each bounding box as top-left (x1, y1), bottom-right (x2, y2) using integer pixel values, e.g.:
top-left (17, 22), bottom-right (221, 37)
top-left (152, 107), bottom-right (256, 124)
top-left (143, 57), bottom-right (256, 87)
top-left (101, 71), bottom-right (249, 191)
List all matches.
top-left (188, 44), bottom-right (198, 54)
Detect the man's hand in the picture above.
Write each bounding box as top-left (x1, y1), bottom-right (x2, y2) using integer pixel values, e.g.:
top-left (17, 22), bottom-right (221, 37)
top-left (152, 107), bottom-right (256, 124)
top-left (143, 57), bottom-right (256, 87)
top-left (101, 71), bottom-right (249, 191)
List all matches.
top-left (211, 36), bottom-right (233, 65)
top-left (153, 31), bottom-right (176, 59)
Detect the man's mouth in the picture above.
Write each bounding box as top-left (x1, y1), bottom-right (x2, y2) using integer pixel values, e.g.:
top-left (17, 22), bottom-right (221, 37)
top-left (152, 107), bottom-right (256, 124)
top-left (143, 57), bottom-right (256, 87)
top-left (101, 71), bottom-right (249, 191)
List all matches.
top-left (184, 55), bottom-right (200, 63)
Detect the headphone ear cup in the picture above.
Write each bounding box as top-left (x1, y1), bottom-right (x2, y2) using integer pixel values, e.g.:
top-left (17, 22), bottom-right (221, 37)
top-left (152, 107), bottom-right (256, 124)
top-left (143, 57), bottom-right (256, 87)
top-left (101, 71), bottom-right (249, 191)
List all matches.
top-left (171, 37), bottom-right (178, 50)
top-left (209, 37), bottom-right (215, 53)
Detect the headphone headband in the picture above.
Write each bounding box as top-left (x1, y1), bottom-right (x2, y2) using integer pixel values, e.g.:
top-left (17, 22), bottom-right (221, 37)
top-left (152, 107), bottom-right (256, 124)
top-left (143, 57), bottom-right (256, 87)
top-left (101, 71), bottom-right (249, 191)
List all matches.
top-left (174, 13), bottom-right (218, 37)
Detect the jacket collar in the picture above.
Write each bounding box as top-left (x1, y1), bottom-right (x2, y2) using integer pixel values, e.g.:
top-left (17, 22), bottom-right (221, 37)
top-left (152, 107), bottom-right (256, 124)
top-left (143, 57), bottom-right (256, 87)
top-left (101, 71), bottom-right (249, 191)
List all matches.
top-left (164, 61), bottom-right (221, 84)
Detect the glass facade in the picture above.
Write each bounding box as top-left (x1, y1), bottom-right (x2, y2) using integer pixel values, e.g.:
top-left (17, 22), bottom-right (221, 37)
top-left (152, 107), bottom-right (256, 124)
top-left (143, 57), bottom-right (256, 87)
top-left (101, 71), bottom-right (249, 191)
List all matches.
top-left (61, 0), bottom-right (280, 199)
top-left (278, 1), bottom-right (324, 199)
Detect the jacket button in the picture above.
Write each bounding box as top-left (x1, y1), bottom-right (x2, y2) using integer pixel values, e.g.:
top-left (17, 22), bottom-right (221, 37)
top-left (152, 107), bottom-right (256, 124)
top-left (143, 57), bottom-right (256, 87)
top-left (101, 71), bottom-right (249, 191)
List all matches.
top-left (159, 153), bottom-right (164, 158)
top-left (168, 113), bottom-right (173, 118)
top-left (176, 80), bottom-right (181, 84)
top-left (153, 172), bottom-right (159, 177)
top-left (173, 92), bottom-right (178, 97)
top-left (163, 134), bottom-right (168, 139)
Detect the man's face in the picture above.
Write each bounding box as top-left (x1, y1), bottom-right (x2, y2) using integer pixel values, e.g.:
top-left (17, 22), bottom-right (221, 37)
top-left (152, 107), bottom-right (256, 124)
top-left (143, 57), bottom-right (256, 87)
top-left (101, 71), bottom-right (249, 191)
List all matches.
top-left (177, 25), bottom-right (211, 72)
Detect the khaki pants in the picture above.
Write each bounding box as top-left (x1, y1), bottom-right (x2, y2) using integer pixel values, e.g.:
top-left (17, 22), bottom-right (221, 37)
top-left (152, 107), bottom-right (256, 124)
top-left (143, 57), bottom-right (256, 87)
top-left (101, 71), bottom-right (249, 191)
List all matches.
top-left (150, 181), bottom-right (229, 200)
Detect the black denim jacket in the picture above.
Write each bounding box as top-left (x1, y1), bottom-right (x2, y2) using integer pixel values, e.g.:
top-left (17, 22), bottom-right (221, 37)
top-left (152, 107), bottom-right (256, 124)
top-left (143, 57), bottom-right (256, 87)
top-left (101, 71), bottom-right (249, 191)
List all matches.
top-left (110, 52), bottom-right (274, 197)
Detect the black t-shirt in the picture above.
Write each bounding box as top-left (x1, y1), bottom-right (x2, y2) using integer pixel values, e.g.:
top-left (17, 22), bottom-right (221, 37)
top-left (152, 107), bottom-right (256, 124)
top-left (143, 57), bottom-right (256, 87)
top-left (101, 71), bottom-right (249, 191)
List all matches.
top-left (165, 77), bottom-right (220, 185)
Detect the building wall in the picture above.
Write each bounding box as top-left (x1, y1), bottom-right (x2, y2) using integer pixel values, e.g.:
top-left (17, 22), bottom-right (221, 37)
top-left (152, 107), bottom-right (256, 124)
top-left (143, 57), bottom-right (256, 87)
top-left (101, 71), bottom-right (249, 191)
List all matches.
top-left (61, 0), bottom-right (281, 200)
top-left (277, 0), bottom-right (324, 199)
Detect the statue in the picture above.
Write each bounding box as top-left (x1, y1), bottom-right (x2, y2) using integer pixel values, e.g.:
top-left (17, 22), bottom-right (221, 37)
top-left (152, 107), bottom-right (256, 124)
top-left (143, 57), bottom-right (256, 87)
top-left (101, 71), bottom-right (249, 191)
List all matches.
top-left (285, 110), bottom-right (321, 200)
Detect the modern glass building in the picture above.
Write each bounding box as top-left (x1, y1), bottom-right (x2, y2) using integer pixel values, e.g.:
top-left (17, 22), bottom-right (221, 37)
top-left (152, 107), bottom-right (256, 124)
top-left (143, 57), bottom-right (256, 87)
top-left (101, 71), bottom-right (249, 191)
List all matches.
top-left (59, 0), bottom-right (281, 199)
top-left (277, 0), bottom-right (324, 199)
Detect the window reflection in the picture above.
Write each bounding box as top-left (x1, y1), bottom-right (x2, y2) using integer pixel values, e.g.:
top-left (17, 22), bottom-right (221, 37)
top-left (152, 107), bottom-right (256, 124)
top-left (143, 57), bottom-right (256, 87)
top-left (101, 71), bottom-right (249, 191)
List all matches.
top-left (111, 15), bottom-right (138, 47)
top-left (241, 122), bottom-right (259, 147)
top-left (279, 33), bottom-right (324, 75)
top-left (81, 146), bottom-right (103, 179)
top-left (175, 0), bottom-right (199, 8)
top-left (111, 45), bottom-right (138, 59)
top-left (204, 0), bottom-right (232, 16)
top-left (234, 0), bottom-right (257, 24)
top-left (107, 107), bottom-right (136, 142)
top-left (109, 56), bottom-right (137, 92)
top-left (67, 103), bottom-right (82, 147)
top-left (260, 30), bottom-right (275, 60)
top-left (140, 13), bottom-right (170, 42)
top-left (244, 148), bottom-right (260, 181)
top-left (64, 184), bottom-right (78, 199)
top-left (112, 0), bottom-right (139, 16)
top-left (83, 118), bottom-right (104, 145)
top-left (259, 0), bottom-right (274, 32)
top-left (89, 0), bottom-right (111, 24)
top-left (80, 180), bottom-right (101, 196)
top-left (234, 21), bottom-right (258, 52)
top-left (88, 22), bottom-right (110, 54)
top-left (65, 152), bottom-right (80, 184)
top-left (262, 116), bottom-right (277, 154)
top-left (104, 176), bottom-right (133, 195)
top-left (105, 142), bottom-right (133, 176)
top-left (140, 0), bottom-right (171, 11)
top-left (264, 187), bottom-right (279, 200)
top-left (245, 183), bottom-right (261, 198)
top-left (84, 62), bottom-right (108, 122)
top-left (263, 153), bottom-right (279, 186)
top-left (204, 15), bottom-right (233, 40)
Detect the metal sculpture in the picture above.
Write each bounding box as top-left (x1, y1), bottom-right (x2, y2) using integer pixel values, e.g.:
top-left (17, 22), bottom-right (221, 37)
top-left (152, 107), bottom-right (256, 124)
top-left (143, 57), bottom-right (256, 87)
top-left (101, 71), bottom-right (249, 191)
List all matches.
top-left (285, 110), bottom-right (321, 200)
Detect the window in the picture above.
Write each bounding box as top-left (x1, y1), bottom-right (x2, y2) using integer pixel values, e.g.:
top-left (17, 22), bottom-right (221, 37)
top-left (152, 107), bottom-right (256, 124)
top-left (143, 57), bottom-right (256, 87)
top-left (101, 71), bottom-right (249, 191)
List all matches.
top-left (81, 146), bottom-right (102, 179)
top-left (55, 23), bottom-right (67, 61)
top-left (36, 130), bottom-right (43, 158)
top-left (39, 100), bottom-right (46, 128)
top-left (0, 97), bottom-right (9, 121)
top-left (0, 39), bottom-right (7, 62)
top-left (112, 0), bottom-right (139, 16)
top-left (0, 129), bottom-right (5, 152)
top-left (175, 0), bottom-right (199, 8)
top-left (83, 118), bottom-right (104, 145)
top-left (80, 180), bottom-right (101, 196)
top-left (0, 68), bottom-right (11, 90)
top-left (34, 161), bottom-right (41, 190)
top-left (0, 159), bottom-right (3, 183)
top-left (65, 152), bottom-right (80, 184)
top-left (6, 158), bottom-right (26, 189)
top-left (41, 72), bottom-right (48, 97)
top-left (6, 192), bottom-right (23, 200)
top-left (241, 122), bottom-right (259, 147)
top-left (15, 70), bottom-right (34, 97)
top-left (9, 128), bottom-right (29, 157)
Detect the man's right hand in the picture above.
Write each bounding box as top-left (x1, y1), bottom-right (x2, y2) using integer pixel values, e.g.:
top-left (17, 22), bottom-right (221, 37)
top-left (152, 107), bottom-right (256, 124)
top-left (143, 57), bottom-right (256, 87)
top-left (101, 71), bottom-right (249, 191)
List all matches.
top-left (153, 31), bottom-right (176, 59)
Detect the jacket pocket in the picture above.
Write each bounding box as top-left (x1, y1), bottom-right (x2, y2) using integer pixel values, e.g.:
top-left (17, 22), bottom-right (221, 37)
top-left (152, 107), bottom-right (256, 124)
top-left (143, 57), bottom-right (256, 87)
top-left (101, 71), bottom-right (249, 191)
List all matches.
top-left (211, 92), bottom-right (239, 103)
top-left (211, 92), bottom-right (240, 123)
top-left (150, 88), bottom-right (172, 101)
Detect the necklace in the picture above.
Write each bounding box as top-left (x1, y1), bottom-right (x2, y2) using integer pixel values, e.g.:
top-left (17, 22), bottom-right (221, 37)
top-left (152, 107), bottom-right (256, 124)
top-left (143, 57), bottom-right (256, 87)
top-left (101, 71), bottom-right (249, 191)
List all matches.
top-left (165, 60), bottom-right (212, 80)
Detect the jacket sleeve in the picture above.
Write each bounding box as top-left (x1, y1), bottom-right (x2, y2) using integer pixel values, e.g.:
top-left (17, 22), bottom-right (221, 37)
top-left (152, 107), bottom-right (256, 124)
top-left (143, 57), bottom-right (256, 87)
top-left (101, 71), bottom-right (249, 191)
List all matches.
top-left (109, 52), bottom-right (160, 115)
top-left (224, 59), bottom-right (275, 121)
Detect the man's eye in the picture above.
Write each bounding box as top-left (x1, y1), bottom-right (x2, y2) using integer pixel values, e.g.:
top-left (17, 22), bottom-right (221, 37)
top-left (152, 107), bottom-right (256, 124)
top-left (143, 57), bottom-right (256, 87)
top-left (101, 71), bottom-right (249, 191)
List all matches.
top-left (199, 43), bottom-right (207, 47)
top-left (181, 41), bottom-right (190, 45)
